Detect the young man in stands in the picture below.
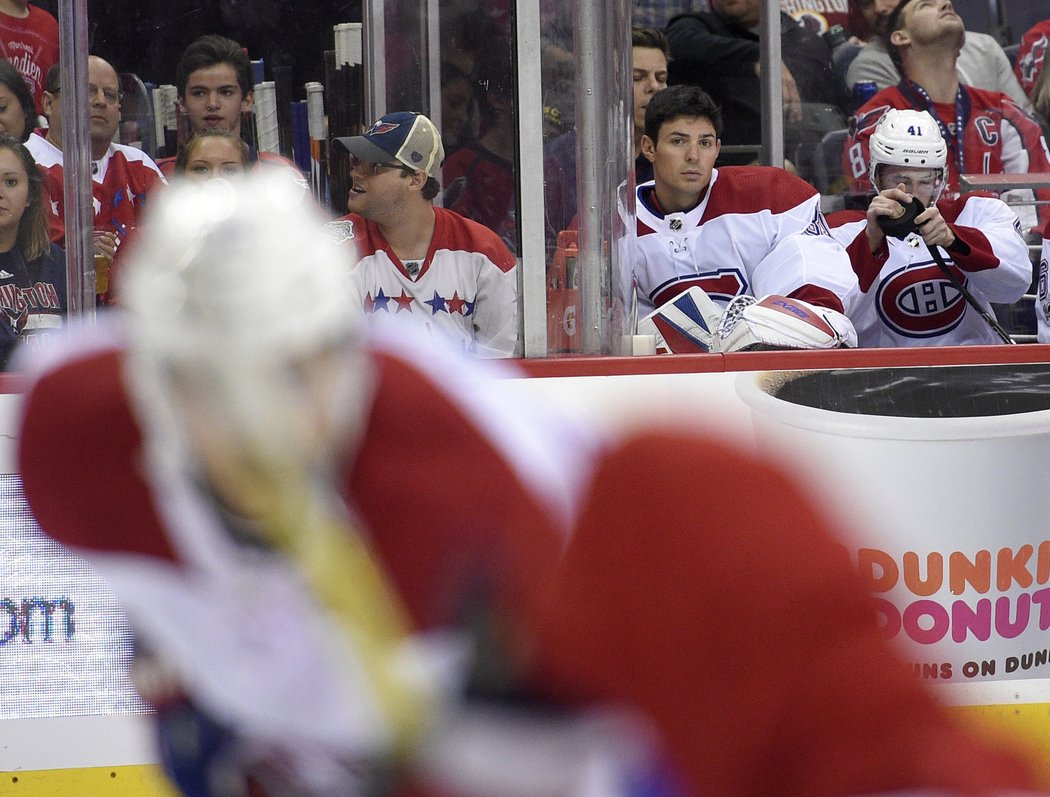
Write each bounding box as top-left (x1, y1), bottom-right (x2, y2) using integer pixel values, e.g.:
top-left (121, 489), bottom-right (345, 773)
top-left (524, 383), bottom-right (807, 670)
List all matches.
top-left (633, 84), bottom-right (858, 352)
top-left (27, 56), bottom-right (166, 301)
top-left (330, 111), bottom-right (518, 357)
top-left (157, 34), bottom-right (295, 177)
top-left (545, 27), bottom-right (669, 237)
top-left (845, 0), bottom-right (1030, 108)
top-left (844, 0), bottom-right (1050, 233)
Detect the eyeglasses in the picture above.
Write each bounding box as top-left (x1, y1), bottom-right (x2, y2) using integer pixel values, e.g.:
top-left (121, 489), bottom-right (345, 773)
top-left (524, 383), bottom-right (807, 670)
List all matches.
top-left (88, 83), bottom-right (123, 105)
top-left (348, 154), bottom-right (413, 176)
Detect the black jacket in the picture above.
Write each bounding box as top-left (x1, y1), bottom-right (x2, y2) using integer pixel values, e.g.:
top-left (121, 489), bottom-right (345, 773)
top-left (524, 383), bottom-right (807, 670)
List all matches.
top-left (666, 11), bottom-right (845, 162)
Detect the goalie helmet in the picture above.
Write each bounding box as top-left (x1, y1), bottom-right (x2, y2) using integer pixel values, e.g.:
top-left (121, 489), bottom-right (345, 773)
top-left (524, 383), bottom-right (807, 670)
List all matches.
top-left (121, 171), bottom-right (368, 480)
top-left (867, 108), bottom-right (948, 192)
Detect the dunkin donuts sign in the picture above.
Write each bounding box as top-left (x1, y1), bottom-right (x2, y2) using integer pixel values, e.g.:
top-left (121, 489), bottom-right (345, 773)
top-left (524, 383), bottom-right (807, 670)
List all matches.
top-left (738, 363), bottom-right (1050, 682)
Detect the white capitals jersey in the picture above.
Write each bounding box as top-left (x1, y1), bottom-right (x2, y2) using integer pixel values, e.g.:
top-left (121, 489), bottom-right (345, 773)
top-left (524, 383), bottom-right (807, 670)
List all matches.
top-left (333, 207), bottom-right (518, 357)
top-left (1037, 223), bottom-right (1050, 343)
top-left (632, 167), bottom-right (857, 317)
top-left (827, 194), bottom-right (1030, 347)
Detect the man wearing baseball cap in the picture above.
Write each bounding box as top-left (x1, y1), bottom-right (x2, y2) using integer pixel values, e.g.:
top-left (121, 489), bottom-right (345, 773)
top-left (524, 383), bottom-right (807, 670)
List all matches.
top-left (331, 111), bottom-right (518, 358)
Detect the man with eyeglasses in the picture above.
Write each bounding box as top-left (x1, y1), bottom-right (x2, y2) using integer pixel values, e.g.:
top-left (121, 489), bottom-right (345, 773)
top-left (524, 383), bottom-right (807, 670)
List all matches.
top-left (26, 55), bottom-right (165, 301)
top-left (329, 111), bottom-right (518, 358)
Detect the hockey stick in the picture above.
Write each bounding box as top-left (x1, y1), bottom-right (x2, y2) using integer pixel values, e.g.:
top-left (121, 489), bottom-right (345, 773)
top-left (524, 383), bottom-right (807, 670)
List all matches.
top-left (924, 241), bottom-right (1015, 344)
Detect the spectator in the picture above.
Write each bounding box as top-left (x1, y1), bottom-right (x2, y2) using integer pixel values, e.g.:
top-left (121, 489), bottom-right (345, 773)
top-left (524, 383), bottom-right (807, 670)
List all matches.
top-left (844, 0), bottom-right (896, 43)
top-left (843, 0), bottom-right (1050, 233)
top-left (105, 130), bottom-right (253, 302)
top-left (331, 111), bottom-right (518, 358)
top-left (0, 0), bottom-right (56, 114)
top-left (16, 170), bottom-right (1042, 797)
top-left (0, 57), bottom-right (38, 141)
top-left (632, 84), bottom-right (857, 336)
top-left (828, 108), bottom-right (1030, 346)
top-left (26, 56), bottom-right (166, 303)
top-left (156, 34), bottom-right (297, 178)
top-left (1015, 19), bottom-right (1050, 125)
top-left (545, 27), bottom-right (669, 237)
top-left (845, 0), bottom-right (1030, 110)
top-left (666, 0), bottom-right (845, 166)
top-left (781, 0), bottom-right (850, 37)
top-left (0, 132), bottom-right (63, 365)
top-left (442, 42), bottom-right (518, 250)
top-left (172, 128), bottom-right (250, 180)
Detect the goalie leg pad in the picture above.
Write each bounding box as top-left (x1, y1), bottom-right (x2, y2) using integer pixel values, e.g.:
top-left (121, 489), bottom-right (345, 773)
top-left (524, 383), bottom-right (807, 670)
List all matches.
top-left (637, 286), bottom-right (725, 354)
top-left (713, 295), bottom-right (857, 352)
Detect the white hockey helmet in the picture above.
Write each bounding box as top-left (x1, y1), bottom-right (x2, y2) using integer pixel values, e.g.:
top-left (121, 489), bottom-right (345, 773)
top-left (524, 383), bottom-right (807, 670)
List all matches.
top-left (121, 171), bottom-right (369, 482)
top-left (867, 108), bottom-right (948, 191)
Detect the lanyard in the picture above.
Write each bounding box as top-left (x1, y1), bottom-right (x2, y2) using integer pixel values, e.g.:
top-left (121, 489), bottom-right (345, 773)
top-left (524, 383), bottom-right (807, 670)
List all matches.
top-left (899, 79), bottom-right (969, 177)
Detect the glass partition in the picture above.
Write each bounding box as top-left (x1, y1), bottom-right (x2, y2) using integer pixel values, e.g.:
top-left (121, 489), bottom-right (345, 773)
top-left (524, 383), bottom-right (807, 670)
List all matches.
top-left (44, 0), bottom-right (1038, 357)
top-left (46, 0), bottom-right (642, 357)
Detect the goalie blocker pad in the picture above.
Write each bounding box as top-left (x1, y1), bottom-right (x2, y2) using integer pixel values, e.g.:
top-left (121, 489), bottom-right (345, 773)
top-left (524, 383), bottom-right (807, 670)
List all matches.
top-left (636, 287), bottom-right (724, 354)
top-left (714, 294), bottom-right (857, 353)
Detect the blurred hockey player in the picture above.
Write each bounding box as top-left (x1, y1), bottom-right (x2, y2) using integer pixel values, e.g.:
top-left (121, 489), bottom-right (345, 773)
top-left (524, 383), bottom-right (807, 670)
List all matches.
top-left (829, 108), bottom-right (1031, 347)
top-left (17, 171), bottom-right (589, 795)
top-left (631, 85), bottom-right (858, 353)
top-left (17, 172), bottom-right (1043, 797)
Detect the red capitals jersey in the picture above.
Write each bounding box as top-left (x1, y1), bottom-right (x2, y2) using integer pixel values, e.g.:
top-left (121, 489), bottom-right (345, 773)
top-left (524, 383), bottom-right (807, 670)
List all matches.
top-left (442, 145), bottom-right (517, 251)
top-left (844, 83), bottom-right (1050, 231)
top-left (828, 193), bottom-right (1030, 346)
top-left (0, 5), bottom-right (58, 113)
top-left (26, 132), bottom-right (166, 248)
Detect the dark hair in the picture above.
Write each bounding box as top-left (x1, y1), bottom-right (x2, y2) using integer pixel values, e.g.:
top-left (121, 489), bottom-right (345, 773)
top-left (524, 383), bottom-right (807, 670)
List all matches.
top-left (0, 134), bottom-right (49, 261)
top-left (421, 176), bottom-right (440, 201)
top-left (884, 0), bottom-right (913, 77)
top-left (44, 63), bottom-right (60, 94)
top-left (472, 40), bottom-right (514, 126)
top-left (644, 84), bottom-right (723, 142)
top-left (0, 60), bottom-right (37, 143)
top-left (173, 128), bottom-right (250, 174)
top-left (175, 35), bottom-right (253, 99)
top-left (632, 27), bottom-right (670, 59)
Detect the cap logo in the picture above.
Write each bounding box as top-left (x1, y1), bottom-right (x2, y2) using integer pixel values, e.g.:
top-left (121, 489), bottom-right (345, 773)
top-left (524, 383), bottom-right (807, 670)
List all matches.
top-left (367, 121), bottom-right (399, 136)
top-left (410, 152), bottom-right (423, 163)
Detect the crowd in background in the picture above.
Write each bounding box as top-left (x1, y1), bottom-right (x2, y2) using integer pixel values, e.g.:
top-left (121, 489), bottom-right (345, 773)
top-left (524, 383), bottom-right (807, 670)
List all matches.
top-left (1, 0), bottom-right (1049, 359)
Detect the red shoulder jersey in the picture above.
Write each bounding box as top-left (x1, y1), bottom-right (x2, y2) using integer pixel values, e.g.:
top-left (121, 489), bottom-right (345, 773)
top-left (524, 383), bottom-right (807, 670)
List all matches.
top-left (0, 5), bottom-right (58, 112)
top-left (844, 83), bottom-right (1050, 229)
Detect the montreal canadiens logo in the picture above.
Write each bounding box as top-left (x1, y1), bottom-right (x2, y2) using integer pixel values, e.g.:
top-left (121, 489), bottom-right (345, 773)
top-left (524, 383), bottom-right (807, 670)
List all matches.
top-left (875, 262), bottom-right (966, 338)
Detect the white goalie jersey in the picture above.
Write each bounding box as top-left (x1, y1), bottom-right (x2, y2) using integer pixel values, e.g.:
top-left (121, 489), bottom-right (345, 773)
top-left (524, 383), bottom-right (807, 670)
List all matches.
top-left (631, 166), bottom-right (858, 317)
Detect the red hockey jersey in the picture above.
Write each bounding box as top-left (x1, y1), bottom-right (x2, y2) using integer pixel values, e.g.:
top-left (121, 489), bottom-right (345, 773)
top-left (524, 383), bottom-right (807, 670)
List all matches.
top-left (844, 82), bottom-right (1050, 231)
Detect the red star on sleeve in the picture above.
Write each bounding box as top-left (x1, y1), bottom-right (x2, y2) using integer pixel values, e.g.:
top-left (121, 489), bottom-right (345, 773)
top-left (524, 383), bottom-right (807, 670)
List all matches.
top-left (447, 292), bottom-right (467, 315)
